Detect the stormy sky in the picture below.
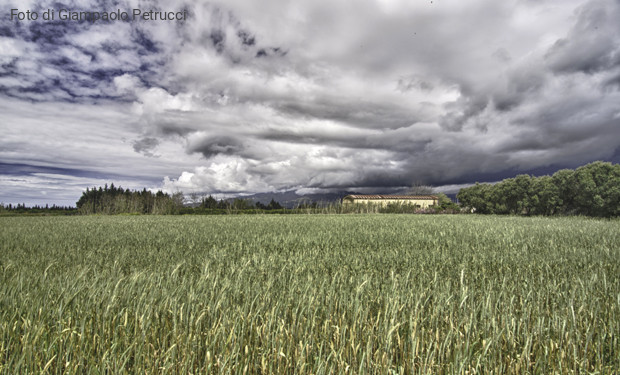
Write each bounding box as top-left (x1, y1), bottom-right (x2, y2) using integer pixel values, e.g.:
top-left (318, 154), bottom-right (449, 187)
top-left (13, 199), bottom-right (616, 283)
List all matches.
top-left (1, 0), bottom-right (619, 206)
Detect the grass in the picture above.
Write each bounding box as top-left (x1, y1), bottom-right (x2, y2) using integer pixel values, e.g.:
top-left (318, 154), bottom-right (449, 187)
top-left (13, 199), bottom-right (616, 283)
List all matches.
top-left (0, 215), bottom-right (618, 374)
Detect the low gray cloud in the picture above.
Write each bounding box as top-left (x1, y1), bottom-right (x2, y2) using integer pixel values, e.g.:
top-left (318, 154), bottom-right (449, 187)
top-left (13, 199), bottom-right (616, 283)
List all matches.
top-left (132, 137), bottom-right (160, 157)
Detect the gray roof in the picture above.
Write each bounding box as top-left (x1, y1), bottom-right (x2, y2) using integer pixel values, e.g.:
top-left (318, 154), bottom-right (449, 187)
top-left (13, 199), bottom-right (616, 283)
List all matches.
top-left (344, 195), bottom-right (438, 200)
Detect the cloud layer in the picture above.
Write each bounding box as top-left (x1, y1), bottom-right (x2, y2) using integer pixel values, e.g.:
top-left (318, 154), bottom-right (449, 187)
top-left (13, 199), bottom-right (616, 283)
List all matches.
top-left (1, 0), bottom-right (619, 204)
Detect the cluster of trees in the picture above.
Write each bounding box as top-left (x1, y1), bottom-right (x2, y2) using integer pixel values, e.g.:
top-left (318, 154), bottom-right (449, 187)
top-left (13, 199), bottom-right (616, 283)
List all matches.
top-left (76, 184), bottom-right (184, 215)
top-left (187, 195), bottom-right (284, 214)
top-left (0, 203), bottom-right (76, 215)
top-left (457, 161), bottom-right (619, 217)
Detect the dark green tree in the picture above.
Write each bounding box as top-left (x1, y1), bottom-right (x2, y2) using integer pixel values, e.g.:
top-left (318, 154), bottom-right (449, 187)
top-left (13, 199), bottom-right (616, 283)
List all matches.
top-left (201, 195), bottom-right (218, 209)
top-left (457, 182), bottom-right (494, 213)
top-left (267, 199), bottom-right (283, 210)
top-left (458, 161), bottom-right (619, 217)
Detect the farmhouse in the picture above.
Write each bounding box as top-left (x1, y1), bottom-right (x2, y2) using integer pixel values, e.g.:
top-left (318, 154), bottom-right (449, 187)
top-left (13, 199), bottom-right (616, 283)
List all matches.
top-left (342, 195), bottom-right (438, 208)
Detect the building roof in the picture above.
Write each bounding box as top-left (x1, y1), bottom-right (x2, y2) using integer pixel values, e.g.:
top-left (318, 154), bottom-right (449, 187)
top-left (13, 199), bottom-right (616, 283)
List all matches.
top-left (343, 195), bottom-right (438, 200)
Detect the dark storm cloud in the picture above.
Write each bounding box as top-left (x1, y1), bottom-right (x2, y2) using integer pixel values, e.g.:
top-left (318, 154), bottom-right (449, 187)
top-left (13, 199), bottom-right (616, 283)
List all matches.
top-left (0, 161), bottom-right (158, 186)
top-left (237, 30), bottom-right (255, 47)
top-left (258, 126), bottom-right (432, 155)
top-left (545, 0), bottom-right (620, 74)
top-left (133, 28), bottom-right (159, 54)
top-left (186, 3), bottom-right (275, 65)
top-left (505, 91), bottom-right (620, 158)
top-left (209, 29), bottom-right (226, 53)
top-left (309, 171), bottom-right (414, 190)
top-left (397, 75), bottom-right (435, 92)
top-left (255, 47), bottom-right (286, 58)
top-left (605, 72), bottom-right (620, 90)
top-left (132, 137), bottom-right (160, 157)
top-left (0, 162), bottom-right (95, 178)
top-left (276, 99), bottom-right (423, 130)
top-left (158, 122), bottom-right (196, 136)
top-left (439, 96), bottom-right (489, 132)
top-left (491, 68), bottom-right (547, 112)
top-left (187, 135), bottom-right (244, 158)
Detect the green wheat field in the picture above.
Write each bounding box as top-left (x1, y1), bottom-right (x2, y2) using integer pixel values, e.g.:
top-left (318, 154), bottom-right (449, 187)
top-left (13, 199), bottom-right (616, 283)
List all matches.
top-left (1, 215), bottom-right (618, 374)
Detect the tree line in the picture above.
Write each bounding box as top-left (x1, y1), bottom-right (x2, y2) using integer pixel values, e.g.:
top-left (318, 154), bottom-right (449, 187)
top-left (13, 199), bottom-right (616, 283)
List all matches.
top-left (75, 184), bottom-right (184, 215)
top-left (74, 186), bottom-right (286, 215)
top-left (456, 161), bottom-right (619, 217)
top-left (0, 203), bottom-right (76, 215)
top-left (196, 195), bottom-right (283, 211)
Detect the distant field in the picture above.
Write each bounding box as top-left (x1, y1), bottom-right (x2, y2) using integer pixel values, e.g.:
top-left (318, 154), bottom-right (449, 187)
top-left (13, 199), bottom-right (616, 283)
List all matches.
top-left (1, 215), bottom-right (618, 374)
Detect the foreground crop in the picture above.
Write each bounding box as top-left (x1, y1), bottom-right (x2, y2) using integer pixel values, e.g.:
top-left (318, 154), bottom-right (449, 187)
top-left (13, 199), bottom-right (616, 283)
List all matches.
top-left (1, 215), bottom-right (618, 374)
